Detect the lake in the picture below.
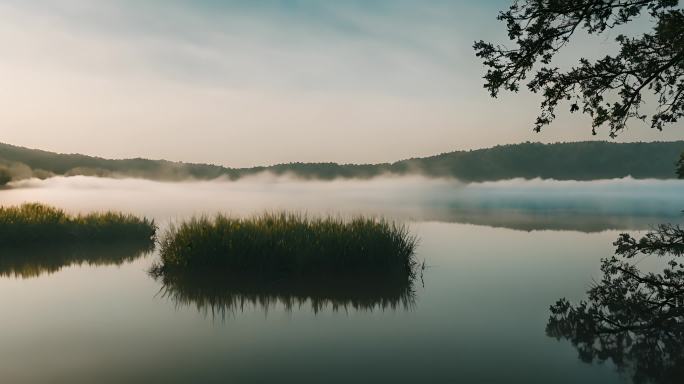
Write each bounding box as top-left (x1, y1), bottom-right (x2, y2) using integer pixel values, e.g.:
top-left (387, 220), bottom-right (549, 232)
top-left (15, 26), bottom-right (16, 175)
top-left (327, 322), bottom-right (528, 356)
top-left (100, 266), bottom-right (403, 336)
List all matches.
top-left (1, 176), bottom-right (682, 383)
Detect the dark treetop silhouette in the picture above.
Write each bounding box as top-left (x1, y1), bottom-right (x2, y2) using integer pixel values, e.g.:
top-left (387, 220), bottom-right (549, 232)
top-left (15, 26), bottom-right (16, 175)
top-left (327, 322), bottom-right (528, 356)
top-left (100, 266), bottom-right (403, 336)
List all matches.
top-left (474, 0), bottom-right (684, 136)
top-left (476, 2), bottom-right (684, 382)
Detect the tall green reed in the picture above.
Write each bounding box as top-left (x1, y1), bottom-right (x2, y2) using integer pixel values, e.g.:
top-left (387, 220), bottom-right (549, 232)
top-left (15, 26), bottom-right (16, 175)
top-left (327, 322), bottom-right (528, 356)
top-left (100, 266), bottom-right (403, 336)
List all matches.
top-left (0, 203), bottom-right (156, 245)
top-left (153, 212), bottom-right (417, 278)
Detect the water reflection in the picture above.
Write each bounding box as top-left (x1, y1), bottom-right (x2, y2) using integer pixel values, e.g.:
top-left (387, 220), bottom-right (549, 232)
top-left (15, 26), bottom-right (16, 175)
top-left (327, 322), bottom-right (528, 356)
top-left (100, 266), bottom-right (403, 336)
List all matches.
top-left (153, 271), bottom-right (416, 317)
top-left (547, 226), bottom-right (684, 383)
top-left (548, 304), bottom-right (684, 383)
top-left (3, 176), bottom-right (684, 233)
top-left (0, 240), bottom-right (154, 278)
top-left (432, 208), bottom-right (684, 232)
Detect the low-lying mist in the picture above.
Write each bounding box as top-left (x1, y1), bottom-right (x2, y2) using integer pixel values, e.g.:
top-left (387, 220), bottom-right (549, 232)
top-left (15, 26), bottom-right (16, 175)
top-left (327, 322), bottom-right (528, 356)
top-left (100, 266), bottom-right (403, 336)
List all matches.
top-left (2, 174), bottom-right (684, 232)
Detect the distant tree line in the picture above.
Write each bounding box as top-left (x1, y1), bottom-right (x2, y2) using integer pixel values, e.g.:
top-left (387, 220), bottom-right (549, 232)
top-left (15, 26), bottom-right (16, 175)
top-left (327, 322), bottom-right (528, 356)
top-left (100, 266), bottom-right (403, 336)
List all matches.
top-left (1, 140), bottom-right (683, 183)
top-left (0, 167), bottom-right (10, 186)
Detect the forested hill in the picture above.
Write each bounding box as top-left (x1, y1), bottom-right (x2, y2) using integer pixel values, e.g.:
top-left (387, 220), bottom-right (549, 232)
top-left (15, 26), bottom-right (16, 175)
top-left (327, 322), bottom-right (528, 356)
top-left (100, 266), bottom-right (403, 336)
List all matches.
top-left (0, 141), bottom-right (683, 184)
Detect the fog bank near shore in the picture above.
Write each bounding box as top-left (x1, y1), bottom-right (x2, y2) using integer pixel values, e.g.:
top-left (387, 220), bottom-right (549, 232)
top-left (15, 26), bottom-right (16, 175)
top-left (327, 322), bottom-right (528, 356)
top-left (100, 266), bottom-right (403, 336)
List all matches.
top-left (3, 175), bottom-right (683, 232)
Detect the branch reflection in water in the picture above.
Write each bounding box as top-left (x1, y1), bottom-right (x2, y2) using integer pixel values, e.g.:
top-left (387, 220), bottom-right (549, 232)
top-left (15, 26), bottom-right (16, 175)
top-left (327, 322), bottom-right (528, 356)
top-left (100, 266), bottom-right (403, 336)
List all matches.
top-left (547, 224), bottom-right (684, 384)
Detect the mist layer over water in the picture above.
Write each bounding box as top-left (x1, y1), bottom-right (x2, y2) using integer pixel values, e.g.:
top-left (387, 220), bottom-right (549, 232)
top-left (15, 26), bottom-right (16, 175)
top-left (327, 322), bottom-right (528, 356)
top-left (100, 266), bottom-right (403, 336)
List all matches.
top-left (2, 175), bottom-right (683, 232)
top-left (1, 175), bottom-right (682, 383)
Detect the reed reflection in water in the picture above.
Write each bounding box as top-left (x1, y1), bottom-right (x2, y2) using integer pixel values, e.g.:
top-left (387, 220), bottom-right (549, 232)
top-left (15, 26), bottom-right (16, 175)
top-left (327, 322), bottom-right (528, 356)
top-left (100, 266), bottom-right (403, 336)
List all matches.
top-left (152, 270), bottom-right (417, 317)
top-left (0, 240), bottom-right (154, 278)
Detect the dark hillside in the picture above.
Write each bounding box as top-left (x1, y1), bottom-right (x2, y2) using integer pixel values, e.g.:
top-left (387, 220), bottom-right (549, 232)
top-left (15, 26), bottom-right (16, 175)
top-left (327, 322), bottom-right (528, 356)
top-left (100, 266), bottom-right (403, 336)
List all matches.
top-left (0, 141), bottom-right (682, 182)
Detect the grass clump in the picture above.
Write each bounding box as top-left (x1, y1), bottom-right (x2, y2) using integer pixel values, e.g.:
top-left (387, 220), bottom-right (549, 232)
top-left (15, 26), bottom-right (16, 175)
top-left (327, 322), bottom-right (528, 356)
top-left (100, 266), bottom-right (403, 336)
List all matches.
top-left (0, 203), bottom-right (156, 246)
top-left (153, 212), bottom-right (417, 279)
top-left (152, 212), bottom-right (418, 315)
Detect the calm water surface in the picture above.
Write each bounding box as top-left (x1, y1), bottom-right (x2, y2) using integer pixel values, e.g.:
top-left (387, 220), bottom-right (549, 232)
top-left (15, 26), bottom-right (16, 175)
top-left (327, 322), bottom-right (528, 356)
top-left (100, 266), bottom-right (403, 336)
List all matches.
top-left (1, 176), bottom-right (682, 383)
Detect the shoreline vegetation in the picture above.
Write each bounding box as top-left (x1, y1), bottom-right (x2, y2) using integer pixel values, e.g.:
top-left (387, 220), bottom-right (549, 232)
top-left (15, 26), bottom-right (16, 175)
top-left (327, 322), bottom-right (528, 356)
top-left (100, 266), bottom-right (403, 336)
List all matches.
top-left (0, 203), bottom-right (156, 246)
top-left (152, 213), bottom-right (417, 278)
top-left (150, 213), bottom-right (418, 312)
top-left (2, 141), bottom-right (684, 183)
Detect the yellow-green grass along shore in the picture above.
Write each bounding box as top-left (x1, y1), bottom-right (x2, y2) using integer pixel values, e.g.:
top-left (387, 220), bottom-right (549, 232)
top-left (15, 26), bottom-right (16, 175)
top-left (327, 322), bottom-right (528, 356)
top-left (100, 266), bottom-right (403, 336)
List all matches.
top-left (0, 203), bottom-right (156, 246)
top-left (152, 213), bottom-right (418, 279)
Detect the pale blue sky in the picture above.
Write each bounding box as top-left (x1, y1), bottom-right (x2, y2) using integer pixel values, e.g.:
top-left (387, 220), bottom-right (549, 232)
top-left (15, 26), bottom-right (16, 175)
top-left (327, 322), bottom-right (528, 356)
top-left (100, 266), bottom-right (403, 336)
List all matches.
top-left (1, 0), bottom-right (682, 166)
